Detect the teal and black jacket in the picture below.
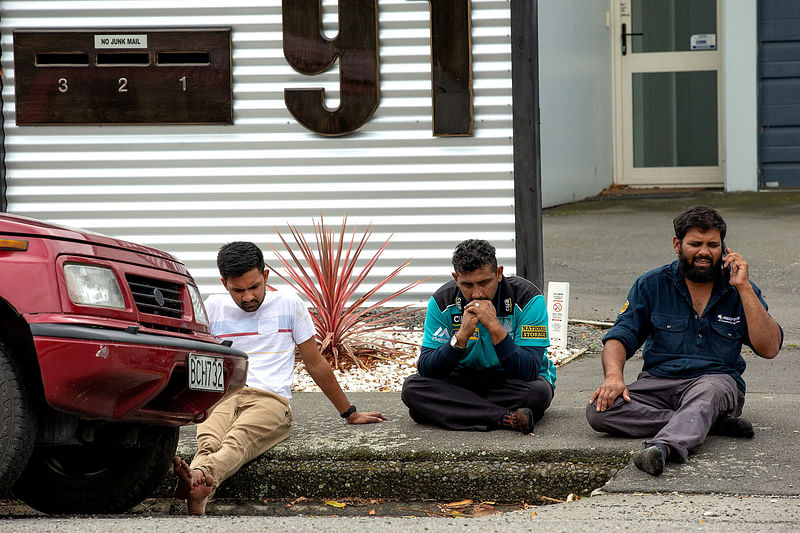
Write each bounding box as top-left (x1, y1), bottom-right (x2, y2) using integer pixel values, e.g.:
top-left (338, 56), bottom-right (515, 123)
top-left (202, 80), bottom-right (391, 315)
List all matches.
top-left (418, 275), bottom-right (556, 387)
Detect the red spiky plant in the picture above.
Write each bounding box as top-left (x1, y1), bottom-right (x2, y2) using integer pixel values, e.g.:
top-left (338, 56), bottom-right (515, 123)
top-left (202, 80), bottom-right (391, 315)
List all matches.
top-left (267, 216), bottom-right (429, 370)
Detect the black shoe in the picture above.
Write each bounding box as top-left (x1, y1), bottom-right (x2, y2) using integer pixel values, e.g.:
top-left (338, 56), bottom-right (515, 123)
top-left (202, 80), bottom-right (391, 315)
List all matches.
top-left (710, 416), bottom-right (754, 439)
top-left (633, 445), bottom-right (667, 476)
top-left (500, 408), bottom-right (535, 434)
top-left (514, 408), bottom-right (534, 435)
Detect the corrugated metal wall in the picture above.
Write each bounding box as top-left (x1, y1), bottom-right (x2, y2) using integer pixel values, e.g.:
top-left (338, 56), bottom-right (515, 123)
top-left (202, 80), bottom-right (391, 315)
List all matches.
top-left (759, 0), bottom-right (800, 188)
top-left (1, 0), bottom-right (515, 304)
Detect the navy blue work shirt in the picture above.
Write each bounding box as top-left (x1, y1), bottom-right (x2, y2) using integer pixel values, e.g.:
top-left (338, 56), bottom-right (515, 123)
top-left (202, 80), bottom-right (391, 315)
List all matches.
top-left (603, 261), bottom-right (783, 393)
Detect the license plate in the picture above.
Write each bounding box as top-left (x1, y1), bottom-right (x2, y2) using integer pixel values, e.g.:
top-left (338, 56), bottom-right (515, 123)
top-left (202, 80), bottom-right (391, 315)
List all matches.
top-left (188, 353), bottom-right (225, 392)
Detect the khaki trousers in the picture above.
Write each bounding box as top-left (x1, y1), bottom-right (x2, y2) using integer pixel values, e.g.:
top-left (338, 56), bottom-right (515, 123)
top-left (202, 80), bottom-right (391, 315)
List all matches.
top-left (190, 386), bottom-right (292, 490)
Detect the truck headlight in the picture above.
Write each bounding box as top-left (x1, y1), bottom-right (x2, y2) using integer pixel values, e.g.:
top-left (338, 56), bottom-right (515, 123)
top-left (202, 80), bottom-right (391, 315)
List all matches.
top-left (63, 264), bottom-right (125, 309)
top-left (187, 284), bottom-right (209, 326)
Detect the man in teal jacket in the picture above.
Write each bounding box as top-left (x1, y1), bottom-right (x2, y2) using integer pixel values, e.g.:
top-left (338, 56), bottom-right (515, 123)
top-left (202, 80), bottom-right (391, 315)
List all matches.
top-left (401, 239), bottom-right (556, 434)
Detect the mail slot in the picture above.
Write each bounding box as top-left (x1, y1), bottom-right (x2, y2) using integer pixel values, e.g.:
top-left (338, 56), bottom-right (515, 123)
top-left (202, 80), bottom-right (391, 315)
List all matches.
top-left (13, 28), bottom-right (232, 125)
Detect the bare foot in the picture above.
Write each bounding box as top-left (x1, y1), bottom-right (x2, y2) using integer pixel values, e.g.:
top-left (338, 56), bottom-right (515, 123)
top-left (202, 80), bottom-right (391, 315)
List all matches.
top-left (172, 457), bottom-right (192, 499)
top-left (187, 472), bottom-right (214, 516)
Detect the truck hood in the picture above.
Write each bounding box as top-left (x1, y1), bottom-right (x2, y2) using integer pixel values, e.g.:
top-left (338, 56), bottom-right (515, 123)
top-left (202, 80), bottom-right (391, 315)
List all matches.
top-left (0, 212), bottom-right (183, 268)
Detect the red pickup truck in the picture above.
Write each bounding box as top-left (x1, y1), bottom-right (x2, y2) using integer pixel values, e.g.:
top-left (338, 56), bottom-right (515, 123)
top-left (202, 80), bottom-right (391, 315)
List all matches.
top-left (0, 213), bottom-right (248, 514)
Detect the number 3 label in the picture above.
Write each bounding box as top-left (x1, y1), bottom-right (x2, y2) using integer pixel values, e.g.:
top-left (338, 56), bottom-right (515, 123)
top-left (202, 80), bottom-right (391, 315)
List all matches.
top-left (57, 78), bottom-right (68, 93)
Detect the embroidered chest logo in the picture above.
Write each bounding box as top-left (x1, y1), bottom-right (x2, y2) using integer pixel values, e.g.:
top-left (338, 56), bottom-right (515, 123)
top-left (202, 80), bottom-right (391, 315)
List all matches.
top-left (433, 327), bottom-right (450, 340)
top-left (716, 314), bottom-right (741, 325)
top-left (521, 325), bottom-right (547, 339)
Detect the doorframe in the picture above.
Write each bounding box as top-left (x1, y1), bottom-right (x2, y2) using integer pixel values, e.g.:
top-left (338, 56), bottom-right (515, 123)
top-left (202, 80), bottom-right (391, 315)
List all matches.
top-left (611, 0), bottom-right (724, 188)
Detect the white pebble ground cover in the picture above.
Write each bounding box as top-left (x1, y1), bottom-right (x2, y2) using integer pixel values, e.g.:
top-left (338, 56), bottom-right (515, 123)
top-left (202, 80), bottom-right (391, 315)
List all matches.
top-left (292, 329), bottom-right (586, 393)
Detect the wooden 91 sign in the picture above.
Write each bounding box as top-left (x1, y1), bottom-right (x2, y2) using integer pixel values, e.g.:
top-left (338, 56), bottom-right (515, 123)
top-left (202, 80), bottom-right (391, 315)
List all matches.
top-left (283, 0), bottom-right (473, 137)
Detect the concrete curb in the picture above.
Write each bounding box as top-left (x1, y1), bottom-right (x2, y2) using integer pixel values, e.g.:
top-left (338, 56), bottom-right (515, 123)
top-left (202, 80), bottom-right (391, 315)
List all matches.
top-left (155, 390), bottom-right (637, 503)
top-left (156, 345), bottom-right (800, 505)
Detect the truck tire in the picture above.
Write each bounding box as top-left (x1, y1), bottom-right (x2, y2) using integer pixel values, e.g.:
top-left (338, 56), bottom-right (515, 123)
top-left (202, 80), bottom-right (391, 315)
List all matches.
top-left (13, 425), bottom-right (179, 514)
top-left (0, 343), bottom-right (37, 488)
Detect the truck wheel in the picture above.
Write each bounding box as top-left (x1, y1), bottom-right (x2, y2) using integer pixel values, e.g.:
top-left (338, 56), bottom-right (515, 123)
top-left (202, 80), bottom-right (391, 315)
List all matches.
top-left (13, 425), bottom-right (179, 514)
top-left (0, 343), bottom-right (37, 488)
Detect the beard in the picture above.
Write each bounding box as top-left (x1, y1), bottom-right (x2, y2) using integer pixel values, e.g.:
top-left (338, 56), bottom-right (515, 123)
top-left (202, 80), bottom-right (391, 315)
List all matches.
top-left (678, 247), bottom-right (720, 283)
top-left (237, 296), bottom-right (264, 312)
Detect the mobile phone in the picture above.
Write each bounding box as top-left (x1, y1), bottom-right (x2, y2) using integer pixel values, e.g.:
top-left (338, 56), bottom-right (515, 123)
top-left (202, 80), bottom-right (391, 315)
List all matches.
top-left (721, 240), bottom-right (730, 280)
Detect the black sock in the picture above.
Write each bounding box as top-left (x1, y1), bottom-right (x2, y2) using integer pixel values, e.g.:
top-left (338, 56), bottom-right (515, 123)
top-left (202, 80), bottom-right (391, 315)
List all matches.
top-left (654, 443), bottom-right (670, 461)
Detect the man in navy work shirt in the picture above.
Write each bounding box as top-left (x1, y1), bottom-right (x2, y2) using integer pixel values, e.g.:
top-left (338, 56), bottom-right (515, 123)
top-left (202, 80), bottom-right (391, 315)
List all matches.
top-left (586, 206), bottom-right (782, 476)
top-left (401, 239), bottom-right (556, 434)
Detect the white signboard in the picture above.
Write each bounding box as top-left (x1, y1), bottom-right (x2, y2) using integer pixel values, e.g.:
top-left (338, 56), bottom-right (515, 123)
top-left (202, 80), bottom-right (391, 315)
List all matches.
top-left (94, 34), bottom-right (148, 49)
top-left (690, 33), bottom-right (716, 50)
top-left (547, 281), bottom-right (570, 349)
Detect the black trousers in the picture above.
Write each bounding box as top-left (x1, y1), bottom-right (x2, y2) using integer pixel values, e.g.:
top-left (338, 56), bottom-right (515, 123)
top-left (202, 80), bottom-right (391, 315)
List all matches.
top-left (401, 371), bottom-right (554, 431)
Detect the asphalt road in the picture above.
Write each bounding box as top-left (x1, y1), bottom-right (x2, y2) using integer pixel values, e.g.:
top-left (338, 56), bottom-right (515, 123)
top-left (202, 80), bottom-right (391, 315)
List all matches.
top-left (2, 494), bottom-right (800, 533)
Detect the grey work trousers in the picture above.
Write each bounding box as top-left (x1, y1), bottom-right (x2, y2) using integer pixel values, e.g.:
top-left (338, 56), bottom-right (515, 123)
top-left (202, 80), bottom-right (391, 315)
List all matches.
top-left (585, 372), bottom-right (745, 461)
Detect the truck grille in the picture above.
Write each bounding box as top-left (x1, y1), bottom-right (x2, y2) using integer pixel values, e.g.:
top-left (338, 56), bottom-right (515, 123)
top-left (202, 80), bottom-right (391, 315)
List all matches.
top-left (126, 274), bottom-right (184, 318)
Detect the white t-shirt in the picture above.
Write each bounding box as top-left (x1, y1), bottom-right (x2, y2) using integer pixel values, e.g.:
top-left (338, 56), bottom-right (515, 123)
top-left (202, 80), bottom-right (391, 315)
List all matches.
top-left (204, 290), bottom-right (315, 399)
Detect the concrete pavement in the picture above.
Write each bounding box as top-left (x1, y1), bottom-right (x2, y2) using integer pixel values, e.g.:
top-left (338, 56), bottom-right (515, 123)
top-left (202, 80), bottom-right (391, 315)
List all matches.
top-left (156, 191), bottom-right (800, 511)
top-left (162, 346), bottom-right (799, 507)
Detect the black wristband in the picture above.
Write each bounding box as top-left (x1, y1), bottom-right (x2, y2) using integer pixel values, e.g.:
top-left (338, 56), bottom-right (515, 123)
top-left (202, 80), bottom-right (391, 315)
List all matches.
top-left (340, 404), bottom-right (356, 419)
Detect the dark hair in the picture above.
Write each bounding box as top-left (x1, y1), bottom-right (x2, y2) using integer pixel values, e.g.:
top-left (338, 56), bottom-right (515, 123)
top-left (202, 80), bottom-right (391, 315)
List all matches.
top-left (673, 205), bottom-right (727, 242)
top-left (452, 239), bottom-right (498, 273)
top-left (217, 241), bottom-right (265, 279)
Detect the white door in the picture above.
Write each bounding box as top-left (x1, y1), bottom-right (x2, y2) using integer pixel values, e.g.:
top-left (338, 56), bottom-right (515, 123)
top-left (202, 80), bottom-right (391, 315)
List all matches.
top-left (613, 0), bottom-right (722, 187)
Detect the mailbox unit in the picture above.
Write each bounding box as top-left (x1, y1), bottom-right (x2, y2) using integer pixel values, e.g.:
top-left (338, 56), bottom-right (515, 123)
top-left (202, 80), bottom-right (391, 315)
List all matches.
top-left (13, 28), bottom-right (232, 124)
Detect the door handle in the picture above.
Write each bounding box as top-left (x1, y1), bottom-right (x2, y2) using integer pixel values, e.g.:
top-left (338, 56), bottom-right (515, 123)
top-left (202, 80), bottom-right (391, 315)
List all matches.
top-left (621, 23), bottom-right (644, 56)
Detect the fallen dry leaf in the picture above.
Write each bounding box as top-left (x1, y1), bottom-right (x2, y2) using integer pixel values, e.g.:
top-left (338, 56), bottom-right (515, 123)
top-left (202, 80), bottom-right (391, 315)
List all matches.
top-left (566, 493), bottom-right (580, 502)
top-left (444, 499), bottom-right (473, 509)
top-left (471, 503), bottom-right (499, 517)
top-left (368, 509), bottom-right (376, 515)
top-left (530, 511), bottom-right (538, 518)
top-left (284, 496), bottom-right (309, 509)
top-left (325, 500), bottom-right (346, 509)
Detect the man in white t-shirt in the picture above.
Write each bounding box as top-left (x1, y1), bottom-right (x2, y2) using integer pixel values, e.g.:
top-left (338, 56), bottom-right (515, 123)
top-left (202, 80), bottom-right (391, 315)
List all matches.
top-left (173, 241), bottom-right (386, 515)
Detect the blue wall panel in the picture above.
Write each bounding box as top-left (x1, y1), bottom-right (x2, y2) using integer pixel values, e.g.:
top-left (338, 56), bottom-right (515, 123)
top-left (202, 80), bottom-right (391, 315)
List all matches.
top-left (759, 0), bottom-right (800, 187)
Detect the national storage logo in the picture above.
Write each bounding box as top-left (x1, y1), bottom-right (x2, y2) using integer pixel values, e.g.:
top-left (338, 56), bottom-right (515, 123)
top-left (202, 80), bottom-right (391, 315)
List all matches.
top-left (520, 325), bottom-right (547, 339)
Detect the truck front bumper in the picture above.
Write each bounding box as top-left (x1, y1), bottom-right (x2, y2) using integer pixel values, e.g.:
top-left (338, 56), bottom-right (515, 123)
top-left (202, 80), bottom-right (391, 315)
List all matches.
top-left (30, 323), bottom-right (248, 426)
